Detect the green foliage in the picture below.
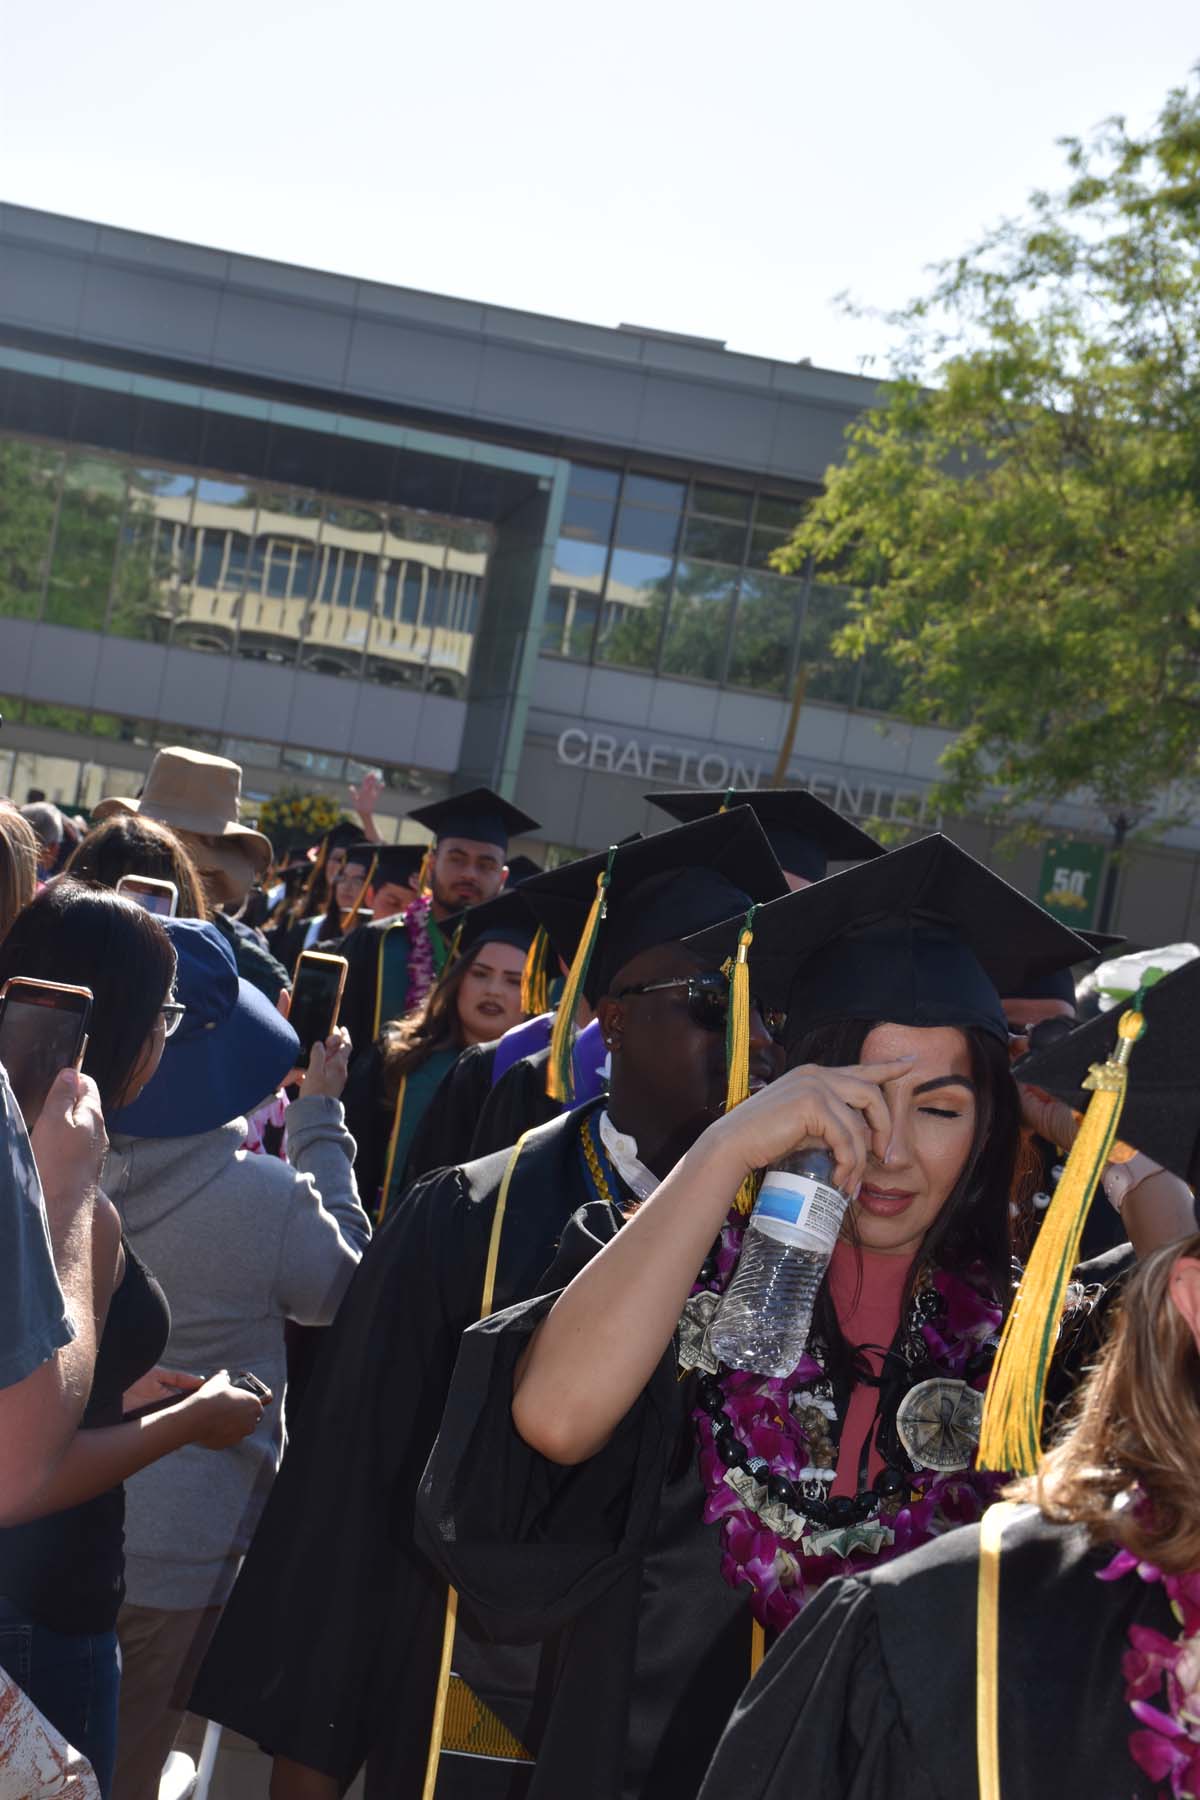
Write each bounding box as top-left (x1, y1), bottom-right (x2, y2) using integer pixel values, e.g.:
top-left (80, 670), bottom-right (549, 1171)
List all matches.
top-left (780, 74), bottom-right (1200, 834)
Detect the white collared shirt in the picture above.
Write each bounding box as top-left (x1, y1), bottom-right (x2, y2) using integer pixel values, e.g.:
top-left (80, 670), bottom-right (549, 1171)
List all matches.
top-left (598, 1111), bottom-right (659, 1205)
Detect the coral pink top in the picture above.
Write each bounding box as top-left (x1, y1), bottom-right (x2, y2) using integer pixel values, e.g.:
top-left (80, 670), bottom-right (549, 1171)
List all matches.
top-left (827, 1239), bottom-right (915, 1496)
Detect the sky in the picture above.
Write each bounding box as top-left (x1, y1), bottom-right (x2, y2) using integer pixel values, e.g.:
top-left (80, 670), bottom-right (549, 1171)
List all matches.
top-left (2, 0), bottom-right (1197, 376)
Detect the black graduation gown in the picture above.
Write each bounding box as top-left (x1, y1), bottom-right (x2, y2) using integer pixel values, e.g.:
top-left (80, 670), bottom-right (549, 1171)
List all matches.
top-left (405, 1041), bottom-right (500, 1181)
top-left (469, 1046), bottom-right (563, 1161)
top-left (334, 918), bottom-right (393, 1064)
top-left (189, 1102), bottom-right (617, 1798)
top-left (695, 1504), bottom-right (1166, 1799)
top-left (418, 1225), bottom-right (1136, 1800)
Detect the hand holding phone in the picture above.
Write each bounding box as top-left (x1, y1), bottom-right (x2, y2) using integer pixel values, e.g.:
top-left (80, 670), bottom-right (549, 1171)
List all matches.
top-left (0, 980), bottom-right (93, 1130)
top-left (287, 953), bottom-right (348, 1070)
top-left (297, 1027), bottom-right (352, 1103)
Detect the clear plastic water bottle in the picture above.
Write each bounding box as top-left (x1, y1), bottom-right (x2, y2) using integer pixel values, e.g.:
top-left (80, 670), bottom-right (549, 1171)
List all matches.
top-left (708, 1145), bottom-right (847, 1377)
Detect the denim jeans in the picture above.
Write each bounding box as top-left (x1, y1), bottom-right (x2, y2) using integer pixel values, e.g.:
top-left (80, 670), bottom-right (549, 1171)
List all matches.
top-left (0, 1598), bottom-right (121, 1797)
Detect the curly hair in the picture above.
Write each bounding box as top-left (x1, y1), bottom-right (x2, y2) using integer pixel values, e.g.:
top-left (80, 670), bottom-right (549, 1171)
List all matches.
top-left (1013, 1234), bottom-right (1200, 1573)
top-left (67, 815), bottom-right (209, 921)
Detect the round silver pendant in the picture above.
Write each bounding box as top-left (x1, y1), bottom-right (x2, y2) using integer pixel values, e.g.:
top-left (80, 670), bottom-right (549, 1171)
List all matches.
top-left (895, 1378), bottom-right (983, 1473)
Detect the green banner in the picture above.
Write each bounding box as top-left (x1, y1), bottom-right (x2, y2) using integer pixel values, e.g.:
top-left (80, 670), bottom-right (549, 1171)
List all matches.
top-left (1037, 840), bottom-right (1107, 928)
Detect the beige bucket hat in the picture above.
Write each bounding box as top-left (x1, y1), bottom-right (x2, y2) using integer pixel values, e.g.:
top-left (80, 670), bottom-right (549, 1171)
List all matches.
top-left (92, 747), bottom-right (272, 872)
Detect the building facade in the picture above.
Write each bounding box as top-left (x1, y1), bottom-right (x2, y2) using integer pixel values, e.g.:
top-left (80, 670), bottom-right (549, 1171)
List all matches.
top-left (0, 202), bottom-right (1197, 946)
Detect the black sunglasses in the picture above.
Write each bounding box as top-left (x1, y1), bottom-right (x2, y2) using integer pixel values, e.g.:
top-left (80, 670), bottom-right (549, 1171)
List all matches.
top-left (614, 970), bottom-right (787, 1045)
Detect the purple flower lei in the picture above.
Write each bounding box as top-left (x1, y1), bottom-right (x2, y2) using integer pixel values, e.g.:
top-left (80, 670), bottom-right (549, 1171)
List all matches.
top-left (403, 894), bottom-right (437, 1012)
top-left (691, 1206), bottom-right (1007, 1634)
top-left (1099, 1548), bottom-right (1200, 1796)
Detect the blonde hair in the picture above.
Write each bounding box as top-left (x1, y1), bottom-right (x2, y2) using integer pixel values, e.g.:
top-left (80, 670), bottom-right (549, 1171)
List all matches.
top-left (0, 804), bottom-right (38, 941)
top-left (1011, 1232), bottom-right (1200, 1573)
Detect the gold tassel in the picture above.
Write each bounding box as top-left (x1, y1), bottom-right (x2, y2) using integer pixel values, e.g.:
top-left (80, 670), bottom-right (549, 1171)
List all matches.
top-left (546, 849), bottom-right (616, 1103)
top-left (723, 907), bottom-right (759, 1215)
top-left (417, 847), bottom-right (433, 897)
top-left (521, 926), bottom-right (551, 1017)
top-left (718, 786), bottom-right (737, 814)
top-left (977, 1002), bottom-right (1147, 1474)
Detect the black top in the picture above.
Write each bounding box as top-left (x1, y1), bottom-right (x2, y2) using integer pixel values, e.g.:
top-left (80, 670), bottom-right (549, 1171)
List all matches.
top-left (192, 1103), bottom-right (621, 1795)
top-left (696, 1505), bottom-right (1164, 1800)
top-left (0, 1237), bottom-right (169, 1634)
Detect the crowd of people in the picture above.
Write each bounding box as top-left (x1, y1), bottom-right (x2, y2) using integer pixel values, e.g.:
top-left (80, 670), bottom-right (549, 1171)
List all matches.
top-left (2, 744), bottom-right (1198, 1800)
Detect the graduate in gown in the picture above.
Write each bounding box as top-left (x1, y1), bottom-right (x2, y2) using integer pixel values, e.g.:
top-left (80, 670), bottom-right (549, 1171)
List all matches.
top-left (418, 836), bottom-right (1196, 1800)
top-left (697, 1223), bottom-right (1200, 1800)
top-left (338, 790), bottom-right (538, 1062)
top-left (644, 785), bottom-right (884, 890)
top-left (190, 808), bottom-right (788, 1800)
top-left (344, 892), bottom-right (535, 1214)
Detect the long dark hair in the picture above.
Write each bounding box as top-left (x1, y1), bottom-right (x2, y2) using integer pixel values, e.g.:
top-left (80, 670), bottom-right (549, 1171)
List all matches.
top-left (378, 952), bottom-right (477, 1099)
top-left (789, 1017), bottom-right (1022, 1384)
top-left (0, 879), bottom-right (176, 1114)
top-left (66, 814), bottom-right (209, 920)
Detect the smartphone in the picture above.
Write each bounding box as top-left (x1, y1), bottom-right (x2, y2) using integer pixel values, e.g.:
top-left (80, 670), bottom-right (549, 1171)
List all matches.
top-left (288, 952), bottom-right (348, 1068)
top-left (232, 1370), bottom-right (273, 1403)
top-left (0, 978), bottom-right (93, 1130)
top-left (116, 875), bottom-right (179, 918)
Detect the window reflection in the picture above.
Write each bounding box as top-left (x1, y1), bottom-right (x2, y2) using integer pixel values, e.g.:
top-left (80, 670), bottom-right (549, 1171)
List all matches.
top-left (595, 548), bottom-right (672, 670)
top-left (44, 455), bottom-right (125, 630)
top-left (858, 645), bottom-right (904, 713)
top-left (660, 561), bottom-right (736, 683)
top-left (797, 586), bottom-right (857, 705)
top-left (173, 482), bottom-right (258, 657)
top-left (728, 570), bottom-right (802, 694)
top-left (614, 502), bottom-right (679, 557)
top-left (0, 441), bottom-right (61, 619)
top-left (109, 467), bottom-right (197, 643)
top-left (692, 484), bottom-right (751, 522)
top-left (681, 516), bottom-right (746, 564)
top-left (301, 502), bottom-right (380, 678)
top-left (545, 539), bottom-right (605, 659)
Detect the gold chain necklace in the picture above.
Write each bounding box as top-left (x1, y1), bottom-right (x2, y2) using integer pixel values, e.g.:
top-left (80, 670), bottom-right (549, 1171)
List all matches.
top-left (580, 1114), bottom-right (640, 1215)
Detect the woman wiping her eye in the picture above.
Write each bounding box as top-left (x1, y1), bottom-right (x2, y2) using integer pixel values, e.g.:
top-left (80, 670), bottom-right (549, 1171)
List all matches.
top-left (417, 836), bottom-right (1196, 1800)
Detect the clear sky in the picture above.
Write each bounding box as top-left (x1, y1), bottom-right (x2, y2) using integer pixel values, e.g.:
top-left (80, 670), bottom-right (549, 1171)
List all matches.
top-left (3, 0), bottom-right (1196, 375)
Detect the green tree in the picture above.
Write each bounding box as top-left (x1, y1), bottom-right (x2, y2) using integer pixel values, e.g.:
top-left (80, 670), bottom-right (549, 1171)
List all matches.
top-left (781, 74), bottom-right (1200, 850)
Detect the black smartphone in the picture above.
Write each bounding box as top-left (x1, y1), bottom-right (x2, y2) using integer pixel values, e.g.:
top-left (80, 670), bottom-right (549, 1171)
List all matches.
top-left (288, 952), bottom-right (348, 1068)
top-left (0, 978), bottom-right (93, 1130)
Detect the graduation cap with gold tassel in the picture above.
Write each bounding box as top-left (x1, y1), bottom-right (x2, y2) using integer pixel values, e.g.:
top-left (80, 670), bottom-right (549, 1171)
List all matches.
top-left (722, 904), bottom-right (761, 1216)
top-left (516, 812), bottom-right (788, 1105)
top-left (977, 996), bottom-right (1149, 1475)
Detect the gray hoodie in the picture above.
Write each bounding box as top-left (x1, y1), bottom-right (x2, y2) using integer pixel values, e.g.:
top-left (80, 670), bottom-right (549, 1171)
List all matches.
top-left (104, 1095), bottom-right (371, 1610)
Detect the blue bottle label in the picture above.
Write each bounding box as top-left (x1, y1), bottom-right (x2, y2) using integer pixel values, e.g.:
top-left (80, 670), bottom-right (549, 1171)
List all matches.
top-left (752, 1170), bottom-right (847, 1253)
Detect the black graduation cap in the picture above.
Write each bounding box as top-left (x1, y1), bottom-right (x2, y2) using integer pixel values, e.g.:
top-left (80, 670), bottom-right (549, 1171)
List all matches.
top-left (407, 787), bottom-right (539, 852)
top-left (645, 788), bottom-right (884, 884)
top-left (519, 809), bottom-right (789, 1006)
top-left (343, 841), bottom-right (425, 886)
top-left (505, 855), bottom-right (542, 888)
top-left (439, 889), bottom-right (537, 960)
top-left (685, 833), bottom-right (1094, 1048)
top-left (999, 930), bottom-right (1126, 1007)
top-left (1016, 957), bottom-right (1200, 1184)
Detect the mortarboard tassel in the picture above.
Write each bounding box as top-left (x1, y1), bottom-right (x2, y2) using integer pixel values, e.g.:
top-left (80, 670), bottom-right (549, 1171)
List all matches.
top-left (521, 926), bottom-right (552, 1018)
top-left (718, 787), bottom-right (737, 814)
top-left (977, 997), bottom-right (1148, 1474)
top-left (417, 847), bottom-right (434, 897)
top-left (723, 906), bottom-right (759, 1216)
top-left (546, 847), bottom-right (616, 1103)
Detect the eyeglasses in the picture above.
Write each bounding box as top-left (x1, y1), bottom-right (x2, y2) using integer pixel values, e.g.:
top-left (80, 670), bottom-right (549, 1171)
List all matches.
top-left (614, 971), bottom-right (787, 1045)
top-left (160, 1001), bottom-right (186, 1039)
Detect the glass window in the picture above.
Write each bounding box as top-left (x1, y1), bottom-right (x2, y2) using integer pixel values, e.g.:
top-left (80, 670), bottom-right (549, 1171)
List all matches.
top-left (368, 510), bottom-right (481, 697)
top-left (614, 503), bottom-right (679, 556)
top-left (567, 465), bottom-right (621, 501)
top-left (622, 473), bottom-right (686, 510)
top-left (681, 515), bottom-right (746, 564)
top-left (301, 505), bottom-right (383, 678)
top-left (857, 645), bottom-right (904, 713)
top-left (660, 561), bottom-right (736, 683)
top-left (755, 494), bottom-right (809, 532)
top-left (692, 483), bottom-right (751, 522)
top-left (727, 571), bottom-right (803, 694)
top-left (748, 525), bottom-right (793, 571)
top-left (178, 481), bottom-right (257, 657)
top-left (0, 439), bottom-right (61, 620)
top-left (43, 454), bottom-right (125, 630)
top-left (545, 538), bottom-right (605, 658)
top-left (109, 466), bottom-right (196, 644)
top-left (595, 549), bottom-right (672, 671)
top-left (796, 585), bottom-right (857, 705)
top-left (561, 492), bottom-right (616, 544)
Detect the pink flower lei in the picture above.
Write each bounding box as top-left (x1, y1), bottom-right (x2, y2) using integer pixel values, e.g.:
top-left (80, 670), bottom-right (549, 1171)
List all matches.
top-left (1099, 1548), bottom-right (1200, 1796)
top-left (690, 1204), bottom-right (1007, 1634)
top-left (403, 894), bottom-right (437, 1012)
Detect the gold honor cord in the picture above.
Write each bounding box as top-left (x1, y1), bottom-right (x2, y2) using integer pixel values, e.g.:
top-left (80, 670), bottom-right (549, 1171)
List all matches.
top-left (750, 1619), bottom-right (766, 1680)
top-left (421, 1131), bottom-right (533, 1800)
top-left (976, 1501), bottom-right (1020, 1800)
top-left (375, 1075), bottom-right (408, 1227)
